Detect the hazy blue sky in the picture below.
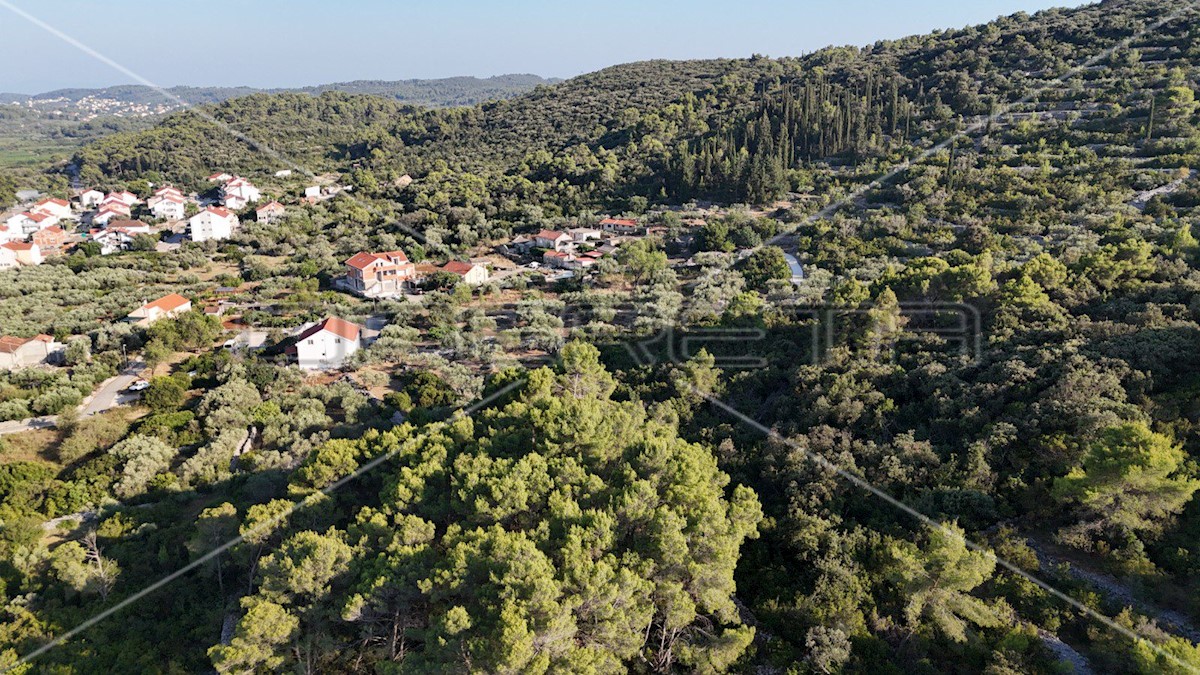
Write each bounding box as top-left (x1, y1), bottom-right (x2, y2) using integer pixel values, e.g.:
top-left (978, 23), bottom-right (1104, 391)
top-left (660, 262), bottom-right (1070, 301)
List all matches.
top-left (0, 0), bottom-right (1089, 93)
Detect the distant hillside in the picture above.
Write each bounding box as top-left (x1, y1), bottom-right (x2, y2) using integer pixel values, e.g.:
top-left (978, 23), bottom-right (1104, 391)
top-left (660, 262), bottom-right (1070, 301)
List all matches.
top-left (0, 74), bottom-right (557, 168)
top-left (3, 75), bottom-right (558, 113)
top-left (71, 0), bottom-right (1191, 202)
top-left (284, 74), bottom-right (559, 107)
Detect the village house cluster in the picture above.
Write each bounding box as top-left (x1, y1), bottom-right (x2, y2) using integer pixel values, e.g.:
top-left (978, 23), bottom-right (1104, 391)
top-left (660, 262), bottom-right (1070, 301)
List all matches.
top-left (506, 217), bottom-right (647, 273)
top-left (340, 249), bottom-right (489, 297)
top-left (3, 171), bottom-right (278, 262)
top-left (0, 196), bottom-right (74, 268)
top-left (119, 292), bottom-right (368, 371)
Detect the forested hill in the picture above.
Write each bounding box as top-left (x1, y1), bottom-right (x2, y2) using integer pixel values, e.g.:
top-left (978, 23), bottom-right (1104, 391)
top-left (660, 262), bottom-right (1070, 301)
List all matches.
top-left (4, 74), bottom-right (557, 110)
top-left (5, 1), bottom-right (1200, 672)
top-left (69, 0), bottom-right (1193, 208)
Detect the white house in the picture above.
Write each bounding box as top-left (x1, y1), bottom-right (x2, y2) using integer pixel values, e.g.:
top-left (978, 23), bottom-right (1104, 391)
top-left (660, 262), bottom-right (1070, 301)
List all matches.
top-left (0, 244), bottom-right (16, 269)
top-left (255, 201), bottom-right (286, 223)
top-left (79, 189), bottom-right (104, 208)
top-left (4, 213), bottom-right (34, 235)
top-left (126, 293), bottom-right (191, 326)
top-left (102, 191), bottom-right (138, 208)
top-left (32, 197), bottom-right (73, 220)
top-left (207, 172), bottom-right (233, 183)
top-left (148, 191), bottom-right (186, 220)
top-left (568, 227), bottom-right (603, 243)
top-left (188, 206), bottom-right (238, 242)
top-left (441, 260), bottom-right (490, 285)
top-left (93, 228), bottom-right (136, 255)
top-left (0, 334), bottom-right (64, 370)
top-left (1, 242), bottom-right (43, 266)
top-left (94, 202), bottom-right (131, 226)
top-left (221, 177), bottom-right (260, 208)
top-left (599, 217), bottom-right (642, 235)
top-left (8, 211), bottom-right (58, 237)
top-left (290, 317), bottom-right (361, 370)
top-left (534, 229), bottom-right (572, 251)
top-left (303, 186), bottom-right (322, 200)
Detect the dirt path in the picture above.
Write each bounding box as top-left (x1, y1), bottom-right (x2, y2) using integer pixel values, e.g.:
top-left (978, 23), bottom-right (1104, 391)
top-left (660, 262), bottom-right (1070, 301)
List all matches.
top-left (1029, 538), bottom-right (1200, 644)
top-left (1039, 630), bottom-right (1094, 674)
top-left (1130, 169), bottom-right (1193, 210)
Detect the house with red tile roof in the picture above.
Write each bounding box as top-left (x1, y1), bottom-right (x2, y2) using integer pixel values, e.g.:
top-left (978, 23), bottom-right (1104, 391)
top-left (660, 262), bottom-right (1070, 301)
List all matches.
top-left (289, 317), bottom-right (362, 369)
top-left (255, 201), bottom-right (286, 223)
top-left (188, 206), bottom-right (238, 242)
top-left (221, 177), bottom-right (261, 209)
top-left (0, 334), bottom-right (64, 370)
top-left (534, 229), bottom-right (572, 251)
top-left (126, 293), bottom-right (192, 326)
top-left (33, 197), bottom-right (72, 220)
top-left (148, 187), bottom-right (187, 220)
top-left (1, 242), bottom-right (43, 266)
top-left (102, 191), bottom-right (138, 208)
top-left (599, 217), bottom-right (642, 235)
top-left (0, 244), bottom-right (16, 270)
top-left (105, 219), bottom-right (152, 234)
top-left (5, 210), bottom-right (58, 237)
top-left (343, 250), bottom-right (415, 297)
top-left (94, 202), bottom-right (132, 226)
top-left (441, 260), bottom-right (489, 285)
top-left (31, 225), bottom-right (67, 250)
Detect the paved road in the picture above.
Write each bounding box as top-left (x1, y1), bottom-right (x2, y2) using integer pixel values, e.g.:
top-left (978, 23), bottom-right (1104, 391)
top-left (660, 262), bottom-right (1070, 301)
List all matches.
top-left (0, 416), bottom-right (57, 436)
top-left (0, 361), bottom-right (149, 436)
top-left (80, 361), bottom-right (145, 416)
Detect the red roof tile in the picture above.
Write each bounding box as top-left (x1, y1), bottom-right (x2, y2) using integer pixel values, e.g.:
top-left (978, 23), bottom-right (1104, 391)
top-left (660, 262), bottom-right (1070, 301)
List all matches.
top-left (344, 252), bottom-right (381, 270)
top-left (296, 316), bottom-right (360, 342)
top-left (377, 250), bottom-right (409, 262)
top-left (107, 219), bottom-right (149, 230)
top-left (0, 335), bottom-right (34, 354)
top-left (442, 260), bottom-right (475, 275)
top-left (142, 293), bottom-right (190, 314)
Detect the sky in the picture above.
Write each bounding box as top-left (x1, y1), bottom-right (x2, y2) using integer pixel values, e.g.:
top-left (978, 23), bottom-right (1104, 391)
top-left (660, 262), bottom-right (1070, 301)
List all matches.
top-left (0, 0), bottom-right (1090, 93)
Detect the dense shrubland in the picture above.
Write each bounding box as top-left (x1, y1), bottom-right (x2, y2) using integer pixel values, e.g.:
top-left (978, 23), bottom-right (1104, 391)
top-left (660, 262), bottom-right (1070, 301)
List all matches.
top-left (0, 0), bottom-right (1197, 672)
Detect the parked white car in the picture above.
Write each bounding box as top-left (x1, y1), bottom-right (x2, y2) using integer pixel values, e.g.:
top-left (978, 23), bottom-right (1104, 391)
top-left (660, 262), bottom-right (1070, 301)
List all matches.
top-left (125, 379), bottom-right (150, 393)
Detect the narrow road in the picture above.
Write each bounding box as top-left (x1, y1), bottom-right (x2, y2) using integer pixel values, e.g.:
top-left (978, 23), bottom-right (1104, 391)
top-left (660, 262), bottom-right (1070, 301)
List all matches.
top-left (0, 361), bottom-right (146, 436)
top-left (0, 416), bottom-right (57, 436)
top-left (80, 360), bottom-right (145, 417)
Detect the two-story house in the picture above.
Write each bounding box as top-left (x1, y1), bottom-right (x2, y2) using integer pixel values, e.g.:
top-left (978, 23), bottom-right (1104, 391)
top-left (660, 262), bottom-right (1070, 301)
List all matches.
top-left (188, 206), bottom-right (238, 242)
top-left (290, 317), bottom-right (361, 370)
top-left (343, 250), bottom-right (416, 297)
